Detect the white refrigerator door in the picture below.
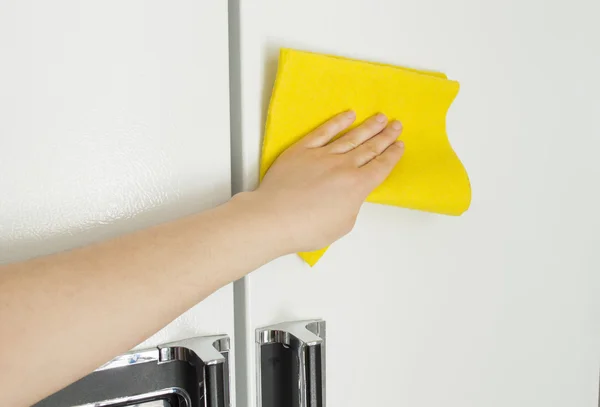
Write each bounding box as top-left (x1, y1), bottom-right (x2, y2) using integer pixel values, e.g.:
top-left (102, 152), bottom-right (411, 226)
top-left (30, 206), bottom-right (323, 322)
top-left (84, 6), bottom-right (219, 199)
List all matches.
top-left (232, 0), bottom-right (600, 406)
top-left (0, 0), bottom-right (235, 387)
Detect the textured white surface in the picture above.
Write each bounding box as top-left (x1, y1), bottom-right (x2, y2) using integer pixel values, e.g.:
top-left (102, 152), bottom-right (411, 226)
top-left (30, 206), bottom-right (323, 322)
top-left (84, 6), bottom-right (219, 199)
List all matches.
top-left (0, 0), bottom-right (235, 383)
top-left (234, 0), bottom-right (600, 406)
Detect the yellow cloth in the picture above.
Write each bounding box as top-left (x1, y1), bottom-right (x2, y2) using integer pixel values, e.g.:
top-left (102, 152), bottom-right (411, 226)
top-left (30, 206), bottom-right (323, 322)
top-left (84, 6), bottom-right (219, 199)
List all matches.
top-left (261, 49), bottom-right (471, 266)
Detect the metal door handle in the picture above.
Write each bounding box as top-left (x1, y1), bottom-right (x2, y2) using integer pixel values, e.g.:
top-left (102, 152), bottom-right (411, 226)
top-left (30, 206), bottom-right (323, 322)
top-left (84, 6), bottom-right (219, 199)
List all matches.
top-left (34, 334), bottom-right (231, 407)
top-left (159, 335), bottom-right (231, 407)
top-left (256, 319), bottom-right (326, 407)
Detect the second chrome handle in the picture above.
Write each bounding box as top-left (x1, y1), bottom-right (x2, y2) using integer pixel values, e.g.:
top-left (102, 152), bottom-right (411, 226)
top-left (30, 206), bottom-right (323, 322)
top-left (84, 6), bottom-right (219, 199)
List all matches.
top-left (256, 319), bottom-right (326, 407)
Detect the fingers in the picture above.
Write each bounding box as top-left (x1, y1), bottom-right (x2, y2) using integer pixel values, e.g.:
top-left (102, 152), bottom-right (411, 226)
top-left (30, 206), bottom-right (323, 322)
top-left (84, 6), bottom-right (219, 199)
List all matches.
top-left (350, 120), bottom-right (403, 167)
top-left (328, 113), bottom-right (388, 154)
top-left (301, 110), bottom-right (356, 148)
top-left (359, 141), bottom-right (405, 185)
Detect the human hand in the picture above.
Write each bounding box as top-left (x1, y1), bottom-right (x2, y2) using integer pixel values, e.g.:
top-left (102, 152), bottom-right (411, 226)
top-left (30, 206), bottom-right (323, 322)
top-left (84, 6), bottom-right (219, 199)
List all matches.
top-left (238, 111), bottom-right (405, 254)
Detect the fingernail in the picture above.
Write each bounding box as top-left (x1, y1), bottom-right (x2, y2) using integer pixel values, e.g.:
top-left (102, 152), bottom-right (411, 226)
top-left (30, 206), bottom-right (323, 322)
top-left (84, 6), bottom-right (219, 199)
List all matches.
top-left (396, 140), bottom-right (405, 148)
top-left (391, 120), bottom-right (402, 130)
top-left (345, 110), bottom-right (356, 120)
top-left (375, 113), bottom-right (387, 123)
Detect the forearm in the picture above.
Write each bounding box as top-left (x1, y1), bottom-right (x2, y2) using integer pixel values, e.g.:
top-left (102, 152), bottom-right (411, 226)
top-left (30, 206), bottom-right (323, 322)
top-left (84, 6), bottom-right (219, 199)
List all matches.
top-left (0, 110), bottom-right (405, 407)
top-left (0, 192), bottom-right (282, 407)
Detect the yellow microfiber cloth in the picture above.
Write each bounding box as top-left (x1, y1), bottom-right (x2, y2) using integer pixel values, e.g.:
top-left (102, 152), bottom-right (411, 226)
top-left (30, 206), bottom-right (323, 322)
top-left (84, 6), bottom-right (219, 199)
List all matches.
top-left (261, 48), bottom-right (471, 266)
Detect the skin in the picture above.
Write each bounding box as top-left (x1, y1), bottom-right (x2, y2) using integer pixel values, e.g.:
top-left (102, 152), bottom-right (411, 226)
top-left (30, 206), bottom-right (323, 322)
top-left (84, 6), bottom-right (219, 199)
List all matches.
top-left (0, 111), bottom-right (404, 406)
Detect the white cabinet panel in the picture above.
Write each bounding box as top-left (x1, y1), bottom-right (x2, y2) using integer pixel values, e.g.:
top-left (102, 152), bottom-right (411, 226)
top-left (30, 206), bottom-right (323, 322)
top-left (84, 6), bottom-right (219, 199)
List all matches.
top-left (235, 0), bottom-right (600, 406)
top-left (0, 0), bottom-right (235, 383)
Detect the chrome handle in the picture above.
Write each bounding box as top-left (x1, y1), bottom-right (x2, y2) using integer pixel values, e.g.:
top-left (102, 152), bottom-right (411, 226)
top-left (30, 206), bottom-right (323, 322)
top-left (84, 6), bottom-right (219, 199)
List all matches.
top-left (256, 319), bottom-right (326, 407)
top-left (159, 335), bottom-right (231, 407)
top-left (34, 334), bottom-right (231, 407)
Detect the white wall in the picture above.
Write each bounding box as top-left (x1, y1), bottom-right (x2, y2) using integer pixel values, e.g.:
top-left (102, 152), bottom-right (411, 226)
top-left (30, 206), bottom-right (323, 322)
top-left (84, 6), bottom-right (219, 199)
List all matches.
top-left (0, 0), bottom-right (235, 365)
top-left (233, 0), bottom-right (600, 406)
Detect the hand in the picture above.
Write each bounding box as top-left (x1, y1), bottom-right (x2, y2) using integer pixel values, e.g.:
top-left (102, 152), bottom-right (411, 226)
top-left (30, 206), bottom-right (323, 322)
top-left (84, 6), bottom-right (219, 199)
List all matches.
top-left (0, 111), bottom-right (403, 407)
top-left (238, 111), bottom-right (405, 254)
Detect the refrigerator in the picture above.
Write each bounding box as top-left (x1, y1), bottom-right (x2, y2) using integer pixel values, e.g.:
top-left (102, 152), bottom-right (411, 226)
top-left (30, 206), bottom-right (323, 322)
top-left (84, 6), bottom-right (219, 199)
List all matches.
top-left (2, 0), bottom-right (599, 406)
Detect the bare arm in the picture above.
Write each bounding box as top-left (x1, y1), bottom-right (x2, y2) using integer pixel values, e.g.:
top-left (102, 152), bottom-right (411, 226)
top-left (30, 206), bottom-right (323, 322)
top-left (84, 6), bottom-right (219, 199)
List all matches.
top-left (0, 111), bottom-right (404, 406)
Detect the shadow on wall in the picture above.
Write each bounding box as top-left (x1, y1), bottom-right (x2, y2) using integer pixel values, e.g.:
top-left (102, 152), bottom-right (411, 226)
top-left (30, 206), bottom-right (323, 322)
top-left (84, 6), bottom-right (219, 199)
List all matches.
top-left (0, 184), bottom-right (230, 265)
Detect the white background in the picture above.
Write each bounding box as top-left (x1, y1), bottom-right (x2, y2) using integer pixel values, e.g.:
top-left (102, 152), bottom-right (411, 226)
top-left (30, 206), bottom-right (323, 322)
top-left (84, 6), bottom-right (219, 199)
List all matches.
top-left (232, 0), bottom-right (600, 406)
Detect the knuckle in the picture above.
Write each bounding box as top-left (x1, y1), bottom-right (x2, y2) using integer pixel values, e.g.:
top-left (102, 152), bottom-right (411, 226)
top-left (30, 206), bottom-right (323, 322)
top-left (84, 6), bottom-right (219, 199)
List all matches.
top-left (366, 120), bottom-right (381, 130)
top-left (369, 116), bottom-right (386, 128)
top-left (329, 124), bottom-right (346, 138)
top-left (345, 139), bottom-right (358, 150)
top-left (322, 120), bottom-right (341, 135)
top-left (373, 154), bottom-right (389, 166)
top-left (331, 119), bottom-right (343, 130)
top-left (322, 124), bottom-right (336, 136)
top-left (356, 119), bottom-right (380, 133)
top-left (362, 143), bottom-right (379, 160)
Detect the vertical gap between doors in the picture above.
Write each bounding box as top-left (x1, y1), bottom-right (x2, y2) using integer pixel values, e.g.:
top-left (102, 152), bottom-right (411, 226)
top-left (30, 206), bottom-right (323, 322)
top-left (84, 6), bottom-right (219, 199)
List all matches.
top-left (227, 0), bottom-right (249, 406)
